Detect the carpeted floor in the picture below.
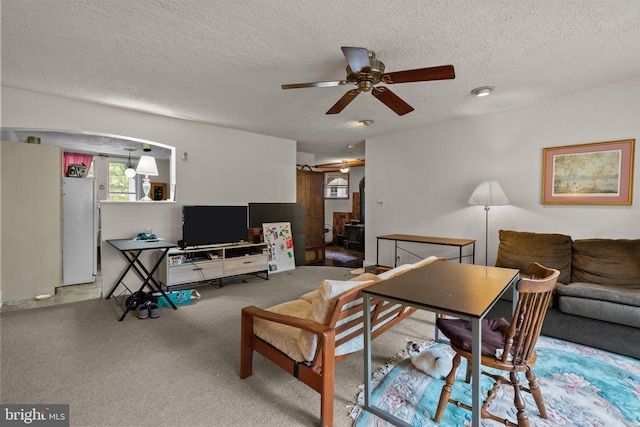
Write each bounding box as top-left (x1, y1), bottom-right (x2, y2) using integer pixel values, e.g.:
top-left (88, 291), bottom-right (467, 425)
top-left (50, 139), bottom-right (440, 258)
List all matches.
top-left (351, 336), bottom-right (640, 426)
top-left (0, 266), bottom-right (436, 427)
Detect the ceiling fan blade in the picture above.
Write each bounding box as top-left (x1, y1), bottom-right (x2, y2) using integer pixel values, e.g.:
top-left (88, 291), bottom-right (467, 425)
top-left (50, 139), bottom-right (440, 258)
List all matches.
top-left (381, 65), bottom-right (455, 84)
top-left (341, 46), bottom-right (371, 73)
top-left (371, 87), bottom-right (414, 116)
top-left (282, 80), bottom-right (347, 89)
top-left (326, 89), bottom-right (360, 114)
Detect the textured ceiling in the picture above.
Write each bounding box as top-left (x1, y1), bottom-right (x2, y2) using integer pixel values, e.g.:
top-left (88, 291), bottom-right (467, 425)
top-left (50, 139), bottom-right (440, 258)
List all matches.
top-left (2, 1), bottom-right (640, 164)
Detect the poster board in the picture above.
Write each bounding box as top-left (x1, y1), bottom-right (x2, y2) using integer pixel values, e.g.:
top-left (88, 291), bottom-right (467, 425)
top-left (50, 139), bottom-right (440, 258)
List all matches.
top-left (263, 222), bottom-right (296, 274)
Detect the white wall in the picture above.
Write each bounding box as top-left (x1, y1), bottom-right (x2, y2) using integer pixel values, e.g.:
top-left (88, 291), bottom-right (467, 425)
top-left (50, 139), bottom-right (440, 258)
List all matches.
top-left (1, 87), bottom-right (297, 297)
top-left (367, 80), bottom-right (640, 267)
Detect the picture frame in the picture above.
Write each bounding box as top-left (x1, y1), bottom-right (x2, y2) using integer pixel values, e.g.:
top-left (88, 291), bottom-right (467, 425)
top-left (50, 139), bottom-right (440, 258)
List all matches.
top-left (150, 182), bottom-right (167, 201)
top-left (542, 139), bottom-right (634, 205)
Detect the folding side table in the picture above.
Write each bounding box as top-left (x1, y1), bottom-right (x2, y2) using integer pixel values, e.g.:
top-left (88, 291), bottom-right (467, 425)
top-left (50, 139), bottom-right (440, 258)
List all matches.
top-left (106, 238), bottom-right (178, 321)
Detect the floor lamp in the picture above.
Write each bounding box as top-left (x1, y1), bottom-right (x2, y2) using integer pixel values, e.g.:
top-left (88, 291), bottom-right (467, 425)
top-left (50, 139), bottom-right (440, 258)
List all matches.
top-left (468, 180), bottom-right (509, 265)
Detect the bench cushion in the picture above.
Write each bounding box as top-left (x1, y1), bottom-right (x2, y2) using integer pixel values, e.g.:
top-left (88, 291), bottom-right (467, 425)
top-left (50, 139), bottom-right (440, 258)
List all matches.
top-left (377, 264), bottom-right (414, 280)
top-left (255, 277), bottom-right (376, 362)
top-left (311, 279), bottom-right (375, 324)
top-left (298, 273), bottom-right (378, 304)
top-left (412, 255), bottom-right (441, 269)
top-left (253, 299), bottom-right (313, 362)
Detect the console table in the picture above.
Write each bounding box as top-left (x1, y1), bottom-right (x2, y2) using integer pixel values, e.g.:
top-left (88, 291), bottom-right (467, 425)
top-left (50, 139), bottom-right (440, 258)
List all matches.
top-left (376, 234), bottom-right (475, 266)
top-left (105, 239), bottom-right (178, 321)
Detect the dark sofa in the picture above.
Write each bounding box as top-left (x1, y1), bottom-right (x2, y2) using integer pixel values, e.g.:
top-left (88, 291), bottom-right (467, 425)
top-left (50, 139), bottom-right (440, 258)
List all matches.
top-left (487, 230), bottom-right (640, 359)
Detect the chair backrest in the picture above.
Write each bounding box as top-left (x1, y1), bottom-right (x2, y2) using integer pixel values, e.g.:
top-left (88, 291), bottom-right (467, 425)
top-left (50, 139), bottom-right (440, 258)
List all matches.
top-left (306, 281), bottom-right (417, 369)
top-left (501, 262), bottom-right (560, 363)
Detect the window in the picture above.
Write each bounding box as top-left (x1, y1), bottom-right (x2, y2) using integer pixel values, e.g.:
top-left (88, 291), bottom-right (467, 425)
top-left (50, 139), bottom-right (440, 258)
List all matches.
top-left (108, 159), bottom-right (137, 201)
top-left (324, 171), bottom-right (349, 199)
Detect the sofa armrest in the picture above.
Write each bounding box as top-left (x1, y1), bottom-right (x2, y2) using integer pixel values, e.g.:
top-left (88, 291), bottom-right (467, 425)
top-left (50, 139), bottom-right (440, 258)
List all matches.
top-left (242, 305), bottom-right (333, 336)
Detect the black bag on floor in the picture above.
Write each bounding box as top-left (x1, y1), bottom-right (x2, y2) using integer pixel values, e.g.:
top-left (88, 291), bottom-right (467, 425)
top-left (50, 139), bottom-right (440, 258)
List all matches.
top-left (125, 291), bottom-right (158, 309)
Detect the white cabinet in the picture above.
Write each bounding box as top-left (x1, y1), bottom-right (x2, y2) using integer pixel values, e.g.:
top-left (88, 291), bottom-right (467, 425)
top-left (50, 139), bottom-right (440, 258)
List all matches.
top-left (159, 242), bottom-right (268, 288)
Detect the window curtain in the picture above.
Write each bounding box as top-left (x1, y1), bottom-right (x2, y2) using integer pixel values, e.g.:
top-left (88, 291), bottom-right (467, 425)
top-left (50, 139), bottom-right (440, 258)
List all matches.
top-left (63, 152), bottom-right (93, 177)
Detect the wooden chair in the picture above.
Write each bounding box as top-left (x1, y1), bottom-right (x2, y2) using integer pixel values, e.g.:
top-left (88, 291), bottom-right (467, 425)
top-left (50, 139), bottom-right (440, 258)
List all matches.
top-left (434, 262), bottom-right (560, 427)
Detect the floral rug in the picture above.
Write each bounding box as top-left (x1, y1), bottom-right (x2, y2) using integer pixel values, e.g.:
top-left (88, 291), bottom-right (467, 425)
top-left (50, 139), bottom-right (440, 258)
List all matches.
top-left (350, 336), bottom-right (640, 426)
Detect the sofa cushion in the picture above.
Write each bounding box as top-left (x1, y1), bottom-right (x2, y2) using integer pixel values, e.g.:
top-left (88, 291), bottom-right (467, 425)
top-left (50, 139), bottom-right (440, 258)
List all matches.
top-left (495, 230), bottom-right (572, 284)
top-left (558, 282), bottom-right (640, 307)
top-left (559, 296), bottom-right (640, 328)
top-left (571, 239), bottom-right (640, 287)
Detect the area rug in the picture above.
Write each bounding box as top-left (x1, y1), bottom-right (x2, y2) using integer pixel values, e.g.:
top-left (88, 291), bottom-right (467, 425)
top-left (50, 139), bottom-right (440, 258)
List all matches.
top-left (350, 336), bottom-right (640, 426)
top-left (325, 250), bottom-right (364, 268)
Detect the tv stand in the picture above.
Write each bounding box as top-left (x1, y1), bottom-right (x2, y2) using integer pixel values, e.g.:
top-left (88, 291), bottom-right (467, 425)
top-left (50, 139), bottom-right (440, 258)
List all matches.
top-left (159, 242), bottom-right (268, 288)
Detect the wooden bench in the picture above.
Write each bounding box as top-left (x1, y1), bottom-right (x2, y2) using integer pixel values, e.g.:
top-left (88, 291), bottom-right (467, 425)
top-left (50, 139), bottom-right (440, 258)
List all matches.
top-left (240, 257), bottom-right (443, 426)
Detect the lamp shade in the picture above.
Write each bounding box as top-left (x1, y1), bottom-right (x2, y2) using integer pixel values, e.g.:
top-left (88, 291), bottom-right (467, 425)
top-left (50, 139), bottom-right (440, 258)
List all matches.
top-left (468, 180), bottom-right (509, 207)
top-left (135, 155), bottom-right (158, 176)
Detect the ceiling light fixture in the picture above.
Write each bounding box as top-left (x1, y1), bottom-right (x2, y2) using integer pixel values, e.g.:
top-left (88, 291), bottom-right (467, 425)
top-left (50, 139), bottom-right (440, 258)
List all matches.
top-left (124, 148), bottom-right (137, 178)
top-left (340, 160), bottom-right (350, 174)
top-left (358, 119), bottom-right (374, 126)
top-left (471, 86), bottom-right (494, 97)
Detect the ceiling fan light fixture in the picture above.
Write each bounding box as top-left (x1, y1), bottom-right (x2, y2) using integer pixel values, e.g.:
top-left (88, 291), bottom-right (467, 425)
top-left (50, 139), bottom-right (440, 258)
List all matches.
top-left (358, 119), bottom-right (374, 127)
top-left (471, 86), bottom-right (494, 97)
top-left (282, 46), bottom-right (455, 115)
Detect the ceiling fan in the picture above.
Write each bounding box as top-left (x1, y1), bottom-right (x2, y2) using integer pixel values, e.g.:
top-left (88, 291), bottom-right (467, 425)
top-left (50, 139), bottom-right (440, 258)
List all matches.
top-left (282, 46), bottom-right (455, 116)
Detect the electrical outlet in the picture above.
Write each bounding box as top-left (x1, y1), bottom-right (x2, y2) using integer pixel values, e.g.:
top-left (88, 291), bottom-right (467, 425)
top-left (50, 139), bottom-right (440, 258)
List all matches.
top-left (376, 200), bottom-right (385, 207)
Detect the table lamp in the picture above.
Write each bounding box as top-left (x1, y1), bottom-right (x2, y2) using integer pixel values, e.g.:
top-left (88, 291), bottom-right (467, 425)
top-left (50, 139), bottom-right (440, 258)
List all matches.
top-left (136, 155), bottom-right (159, 201)
top-left (468, 180), bottom-right (509, 265)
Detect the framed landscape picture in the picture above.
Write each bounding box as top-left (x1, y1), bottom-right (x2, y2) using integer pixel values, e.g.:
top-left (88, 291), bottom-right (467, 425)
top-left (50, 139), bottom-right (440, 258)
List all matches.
top-left (542, 139), bottom-right (634, 205)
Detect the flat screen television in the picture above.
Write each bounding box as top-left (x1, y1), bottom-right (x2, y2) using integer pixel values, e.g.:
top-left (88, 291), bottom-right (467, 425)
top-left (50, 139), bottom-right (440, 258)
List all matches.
top-left (182, 205), bottom-right (248, 246)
